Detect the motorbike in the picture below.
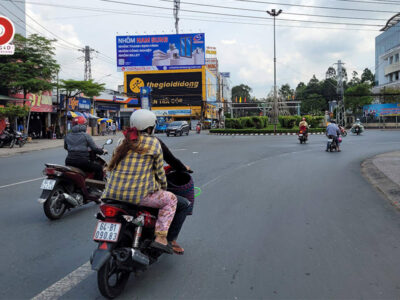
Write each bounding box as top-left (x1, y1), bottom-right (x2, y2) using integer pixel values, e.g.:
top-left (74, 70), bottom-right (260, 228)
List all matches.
top-left (14, 131), bottom-right (27, 147)
top-left (351, 124), bottom-right (364, 135)
top-left (91, 167), bottom-right (194, 298)
top-left (0, 131), bottom-right (15, 148)
top-left (38, 139), bottom-right (113, 220)
top-left (327, 136), bottom-right (338, 152)
top-left (196, 124), bottom-right (201, 134)
top-left (298, 127), bottom-right (308, 144)
top-left (339, 126), bottom-right (347, 137)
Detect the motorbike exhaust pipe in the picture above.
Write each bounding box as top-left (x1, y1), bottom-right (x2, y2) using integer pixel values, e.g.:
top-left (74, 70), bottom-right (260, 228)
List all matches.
top-left (63, 193), bottom-right (80, 207)
top-left (131, 249), bottom-right (149, 265)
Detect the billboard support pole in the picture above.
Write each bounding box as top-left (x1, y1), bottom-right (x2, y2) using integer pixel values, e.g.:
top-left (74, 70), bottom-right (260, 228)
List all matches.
top-left (174, 0), bottom-right (181, 34)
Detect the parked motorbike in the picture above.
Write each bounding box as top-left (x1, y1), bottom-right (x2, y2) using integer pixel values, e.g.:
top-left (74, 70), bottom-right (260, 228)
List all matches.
top-left (14, 131), bottom-right (27, 147)
top-left (298, 127), bottom-right (308, 144)
top-left (38, 139), bottom-right (113, 220)
top-left (196, 124), bottom-right (201, 134)
top-left (0, 131), bottom-right (15, 148)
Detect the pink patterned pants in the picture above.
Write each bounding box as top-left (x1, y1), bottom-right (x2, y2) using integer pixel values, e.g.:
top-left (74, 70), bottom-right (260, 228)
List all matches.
top-left (140, 190), bottom-right (177, 237)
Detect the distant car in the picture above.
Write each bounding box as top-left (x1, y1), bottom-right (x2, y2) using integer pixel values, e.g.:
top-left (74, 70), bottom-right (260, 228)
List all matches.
top-left (166, 121), bottom-right (190, 136)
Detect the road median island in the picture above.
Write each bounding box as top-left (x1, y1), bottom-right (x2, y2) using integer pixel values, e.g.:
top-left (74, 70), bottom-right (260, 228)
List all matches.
top-left (362, 151), bottom-right (400, 210)
top-left (209, 128), bottom-right (326, 135)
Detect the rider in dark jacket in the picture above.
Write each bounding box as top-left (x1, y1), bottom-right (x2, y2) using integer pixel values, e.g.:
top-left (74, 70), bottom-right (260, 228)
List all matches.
top-left (64, 116), bottom-right (106, 180)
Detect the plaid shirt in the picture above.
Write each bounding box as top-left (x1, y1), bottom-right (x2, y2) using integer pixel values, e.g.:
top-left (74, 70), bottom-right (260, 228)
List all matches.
top-left (102, 135), bottom-right (167, 204)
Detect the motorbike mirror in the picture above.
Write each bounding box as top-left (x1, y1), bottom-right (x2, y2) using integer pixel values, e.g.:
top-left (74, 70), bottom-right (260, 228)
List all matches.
top-left (105, 139), bottom-right (113, 145)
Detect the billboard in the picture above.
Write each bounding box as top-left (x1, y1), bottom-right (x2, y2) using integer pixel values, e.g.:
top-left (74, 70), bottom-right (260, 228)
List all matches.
top-left (205, 68), bottom-right (217, 102)
top-left (363, 103), bottom-right (400, 117)
top-left (124, 69), bottom-right (203, 107)
top-left (116, 33), bottom-right (205, 71)
top-left (206, 58), bottom-right (218, 75)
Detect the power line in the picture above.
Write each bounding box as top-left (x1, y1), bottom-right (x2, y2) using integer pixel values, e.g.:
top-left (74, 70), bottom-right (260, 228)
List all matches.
top-left (231, 0), bottom-right (398, 14)
top-left (99, 0), bottom-right (384, 26)
top-left (158, 0), bottom-right (389, 21)
top-left (1, 0), bottom-right (380, 31)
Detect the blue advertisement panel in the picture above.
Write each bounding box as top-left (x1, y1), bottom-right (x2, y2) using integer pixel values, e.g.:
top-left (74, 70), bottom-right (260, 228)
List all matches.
top-left (205, 68), bottom-right (217, 103)
top-left (116, 33), bottom-right (205, 71)
top-left (60, 96), bottom-right (91, 111)
top-left (363, 103), bottom-right (400, 117)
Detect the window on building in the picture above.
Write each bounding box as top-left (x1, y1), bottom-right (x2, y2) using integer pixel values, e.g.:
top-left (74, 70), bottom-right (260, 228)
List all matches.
top-left (390, 56), bottom-right (393, 64)
top-left (389, 74), bottom-right (393, 82)
top-left (396, 72), bottom-right (399, 81)
top-left (396, 54), bottom-right (400, 62)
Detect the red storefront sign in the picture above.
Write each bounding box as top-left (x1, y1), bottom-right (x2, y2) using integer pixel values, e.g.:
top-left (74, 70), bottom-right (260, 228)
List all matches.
top-left (11, 92), bottom-right (53, 112)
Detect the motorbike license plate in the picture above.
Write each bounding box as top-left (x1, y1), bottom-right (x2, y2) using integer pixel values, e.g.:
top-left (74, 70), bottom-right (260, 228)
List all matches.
top-left (328, 139), bottom-right (333, 143)
top-left (40, 179), bottom-right (56, 190)
top-left (93, 221), bottom-right (121, 242)
top-left (299, 134), bottom-right (303, 137)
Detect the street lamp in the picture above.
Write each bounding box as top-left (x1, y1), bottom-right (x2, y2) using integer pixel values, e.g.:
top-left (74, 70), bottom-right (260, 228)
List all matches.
top-left (267, 8), bottom-right (282, 134)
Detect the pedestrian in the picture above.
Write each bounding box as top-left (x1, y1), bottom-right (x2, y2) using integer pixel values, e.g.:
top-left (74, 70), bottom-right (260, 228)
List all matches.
top-left (111, 122), bottom-right (116, 135)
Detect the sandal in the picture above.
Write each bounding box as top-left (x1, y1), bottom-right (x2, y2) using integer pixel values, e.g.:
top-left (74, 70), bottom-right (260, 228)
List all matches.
top-left (150, 241), bottom-right (173, 254)
top-left (171, 241), bottom-right (184, 255)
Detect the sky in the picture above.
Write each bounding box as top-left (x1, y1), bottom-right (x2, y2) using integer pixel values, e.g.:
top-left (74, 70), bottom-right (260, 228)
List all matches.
top-left (0, 0), bottom-right (396, 98)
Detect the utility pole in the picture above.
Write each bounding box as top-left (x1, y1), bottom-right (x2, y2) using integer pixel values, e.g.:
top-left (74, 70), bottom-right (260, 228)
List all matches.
top-left (173, 0), bottom-right (180, 34)
top-left (79, 46), bottom-right (96, 81)
top-left (335, 60), bottom-right (346, 127)
top-left (267, 9), bottom-right (282, 134)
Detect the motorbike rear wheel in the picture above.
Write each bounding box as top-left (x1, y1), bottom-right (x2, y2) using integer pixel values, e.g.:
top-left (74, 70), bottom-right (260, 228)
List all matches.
top-left (43, 185), bottom-right (67, 220)
top-left (97, 256), bottom-right (130, 299)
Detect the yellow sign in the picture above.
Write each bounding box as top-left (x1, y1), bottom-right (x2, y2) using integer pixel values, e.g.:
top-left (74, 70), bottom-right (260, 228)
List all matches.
top-left (206, 50), bottom-right (217, 55)
top-left (129, 77), bottom-right (145, 93)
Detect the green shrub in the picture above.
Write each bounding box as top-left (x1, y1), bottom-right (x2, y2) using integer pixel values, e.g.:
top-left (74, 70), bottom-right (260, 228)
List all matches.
top-left (210, 127), bottom-right (326, 134)
top-left (225, 116), bottom-right (269, 129)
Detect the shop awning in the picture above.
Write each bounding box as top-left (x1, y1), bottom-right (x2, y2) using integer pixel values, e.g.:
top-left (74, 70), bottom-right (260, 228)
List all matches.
top-left (0, 94), bottom-right (27, 102)
top-left (97, 118), bottom-right (113, 124)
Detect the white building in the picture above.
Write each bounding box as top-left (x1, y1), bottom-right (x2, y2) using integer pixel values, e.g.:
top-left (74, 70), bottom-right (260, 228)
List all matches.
top-left (375, 13), bottom-right (400, 91)
top-left (0, 0), bottom-right (26, 37)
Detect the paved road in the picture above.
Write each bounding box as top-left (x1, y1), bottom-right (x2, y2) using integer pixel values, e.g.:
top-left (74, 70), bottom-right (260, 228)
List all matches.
top-left (2, 130), bottom-right (400, 299)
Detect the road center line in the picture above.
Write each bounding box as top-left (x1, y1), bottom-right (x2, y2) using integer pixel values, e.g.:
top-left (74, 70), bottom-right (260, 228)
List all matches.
top-left (0, 177), bottom-right (45, 189)
top-left (31, 261), bottom-right (93, 300)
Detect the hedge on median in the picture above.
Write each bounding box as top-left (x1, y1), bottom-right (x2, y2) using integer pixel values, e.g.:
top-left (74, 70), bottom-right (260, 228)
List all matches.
top-left (225, 116), bottom-right (269, 129)
top-left (278, 115), bottom-right (325, 129)
top-left (210, 128), bottom-right (326, 134)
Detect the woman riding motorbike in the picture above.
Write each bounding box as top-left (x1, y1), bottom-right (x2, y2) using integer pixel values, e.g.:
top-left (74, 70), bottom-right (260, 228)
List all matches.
top-left (102, 109), bottom-right (177, 254)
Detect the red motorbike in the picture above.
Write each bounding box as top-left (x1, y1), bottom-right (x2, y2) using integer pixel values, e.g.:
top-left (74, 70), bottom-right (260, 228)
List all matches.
top-left (298, 126), bottom-right (308, 144)
top-left (196, 123), bottom-right (201, 134)
top-left (38, 139), bottom-right (113, 220)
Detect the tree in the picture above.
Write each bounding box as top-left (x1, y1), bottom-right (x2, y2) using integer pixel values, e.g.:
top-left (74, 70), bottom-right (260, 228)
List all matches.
top-left (380, 87), bottom-right (400, 104)
top-left (279, 83), bottom-right (294, 100)
top-left (348, 71), bottom-right (361, 87)
top-left (59, 79), bottom-right (105, 132)
top-left (361, 68), bottom-right (375, 86)
top-left (325, 67), bottom-right (336, 79)
top-left (0, 104), bottom-right (30, 129)
top-left (344, 83), bottom-right (373, 115)
top-left (231, 84), bottom-right (252, 102)
top-left (0, 34), bottom-right (60, 133)
top-left (0, 34), bottom-right (59, 99)
top-left (305, 75), bottom-right (321, 96)
top-left (300, 93), bottom-right (326, 115)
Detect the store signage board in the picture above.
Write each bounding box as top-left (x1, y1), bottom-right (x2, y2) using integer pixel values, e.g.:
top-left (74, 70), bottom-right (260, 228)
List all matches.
top-left (116, 33), bottom-right (205, 71)
top-left (0, 16), bottom-right (15, 55)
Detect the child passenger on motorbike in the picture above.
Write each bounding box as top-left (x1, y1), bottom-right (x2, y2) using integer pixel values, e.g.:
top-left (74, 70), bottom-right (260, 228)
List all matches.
top-left (102, 109), bottom-right (177, 254)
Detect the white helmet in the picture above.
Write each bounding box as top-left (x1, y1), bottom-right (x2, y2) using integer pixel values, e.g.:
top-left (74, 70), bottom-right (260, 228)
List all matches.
top-left (130, 109), bottom-right (156, 131)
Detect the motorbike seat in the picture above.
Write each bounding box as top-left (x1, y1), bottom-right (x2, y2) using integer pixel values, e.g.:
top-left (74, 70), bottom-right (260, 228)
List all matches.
top-left (101, 198), bottom-right (159, 216)
top-left (65, 166), bottom-right (87, 177)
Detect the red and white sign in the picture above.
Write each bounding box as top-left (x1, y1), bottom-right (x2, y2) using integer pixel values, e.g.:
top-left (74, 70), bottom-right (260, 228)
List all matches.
top-left (0, 16), bottom-right (15, 55)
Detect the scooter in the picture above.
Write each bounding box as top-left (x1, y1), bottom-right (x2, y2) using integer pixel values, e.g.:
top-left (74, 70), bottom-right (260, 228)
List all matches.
top-left (38, 139), bottom-right (113, 220)
top-left (0, 131), bottom-right (15, 148)
top-left (327, 136), bottom-right (339, 152)
top-left (298, 127), bottom-right (308, 144)
top-left (14, 131), bottom-right (27, 147)
top-left (339, 126), bottom-right (347, 137)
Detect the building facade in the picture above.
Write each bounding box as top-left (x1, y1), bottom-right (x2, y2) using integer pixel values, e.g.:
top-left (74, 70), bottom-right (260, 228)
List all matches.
top-left (375, 13), bottom-right (400, 90)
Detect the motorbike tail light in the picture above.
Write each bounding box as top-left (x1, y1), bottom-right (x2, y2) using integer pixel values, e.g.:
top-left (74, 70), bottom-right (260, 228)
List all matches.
top-left (100, 204), bottom-right (127, 218)
top-left (299, 130), bottom-right (303, 134)
top-left (43, 168), bottom-right (62, 176)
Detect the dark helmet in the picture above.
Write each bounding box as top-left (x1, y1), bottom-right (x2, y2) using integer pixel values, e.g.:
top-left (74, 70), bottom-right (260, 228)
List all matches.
top-left (330, 120), bottom-right (336, 124)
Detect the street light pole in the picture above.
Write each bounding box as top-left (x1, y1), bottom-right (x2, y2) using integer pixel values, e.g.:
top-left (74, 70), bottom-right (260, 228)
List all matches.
top-left (267, 8), bottom-right (282, 134)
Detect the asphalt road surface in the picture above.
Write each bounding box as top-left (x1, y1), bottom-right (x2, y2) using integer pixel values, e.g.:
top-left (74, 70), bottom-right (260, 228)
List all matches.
top-left (2, 130), bottom-right (400, 299)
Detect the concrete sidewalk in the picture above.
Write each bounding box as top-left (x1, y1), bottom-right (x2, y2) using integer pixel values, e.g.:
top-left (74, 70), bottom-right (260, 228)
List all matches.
top-left (362, 151), bottom-right (400, 210)
top-left (0, 134), bottom-right (122, 158)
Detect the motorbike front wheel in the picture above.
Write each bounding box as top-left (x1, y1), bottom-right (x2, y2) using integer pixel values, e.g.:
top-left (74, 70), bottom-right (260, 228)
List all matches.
top-left (43, 185), bottom-right (67, 220)
top-left (97, 256), bottom-right (130, 299)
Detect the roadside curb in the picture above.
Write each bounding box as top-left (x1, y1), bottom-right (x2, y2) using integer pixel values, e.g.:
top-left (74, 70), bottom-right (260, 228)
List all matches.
top-left (0, 135), bottom-right (119, 158)
top-left (209, 132), bottom-right (325, 136)
top-left (361, 154), bottom-right (400, 210)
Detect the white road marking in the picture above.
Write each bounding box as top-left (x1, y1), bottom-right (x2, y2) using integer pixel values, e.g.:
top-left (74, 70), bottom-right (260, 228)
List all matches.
top-left (0, 177), bottom-right (45, 189)
top-left (31, 261), bottom-right (92, 300)
top-left (171, 148), bottom-right (187, 151)
top-left (192, 152), bottom-right (199, 154)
